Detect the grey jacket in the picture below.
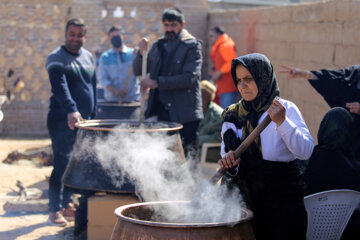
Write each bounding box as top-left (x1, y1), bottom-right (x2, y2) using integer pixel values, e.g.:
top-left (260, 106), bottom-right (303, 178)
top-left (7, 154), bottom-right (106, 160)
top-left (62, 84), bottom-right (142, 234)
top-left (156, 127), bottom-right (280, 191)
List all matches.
top-left (133, 29), bottom-right (203, 124)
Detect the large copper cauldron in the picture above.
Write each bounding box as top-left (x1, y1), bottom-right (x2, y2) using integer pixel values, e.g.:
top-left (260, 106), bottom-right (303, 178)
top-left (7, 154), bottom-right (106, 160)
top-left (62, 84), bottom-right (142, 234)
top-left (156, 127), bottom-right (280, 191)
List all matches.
top-left (62, 120), bottom-right (184, 193)
top-left (111, 201), bottom-right (255, 240)
top-left (96, 100), bottom-right (140, 120)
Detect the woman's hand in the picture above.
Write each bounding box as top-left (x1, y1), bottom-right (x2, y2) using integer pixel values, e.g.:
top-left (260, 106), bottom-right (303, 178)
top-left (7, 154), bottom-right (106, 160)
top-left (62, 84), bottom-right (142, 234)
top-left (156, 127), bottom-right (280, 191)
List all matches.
top-left (268, 98), bottom-right (286, 126)
top-left (279, 65), bottom-right (314, 80)
top-left (346, 102), bottom-right (360, 114)
top-left (219, 150), bottom-right (241, 169)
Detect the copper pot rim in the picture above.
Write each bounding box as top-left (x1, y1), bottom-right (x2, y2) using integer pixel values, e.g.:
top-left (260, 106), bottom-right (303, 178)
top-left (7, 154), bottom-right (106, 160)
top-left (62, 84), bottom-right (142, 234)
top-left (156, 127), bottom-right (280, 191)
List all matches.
top-left (114, 200), bottom-right (254, 228)
top-left (75, 120), bottom-right (183, 132)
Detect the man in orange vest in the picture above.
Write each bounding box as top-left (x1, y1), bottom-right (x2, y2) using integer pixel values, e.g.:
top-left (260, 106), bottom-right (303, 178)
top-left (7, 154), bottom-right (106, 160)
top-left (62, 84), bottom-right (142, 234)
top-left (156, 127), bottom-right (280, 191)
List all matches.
top-left (210, 26), bottom-right (240, 108)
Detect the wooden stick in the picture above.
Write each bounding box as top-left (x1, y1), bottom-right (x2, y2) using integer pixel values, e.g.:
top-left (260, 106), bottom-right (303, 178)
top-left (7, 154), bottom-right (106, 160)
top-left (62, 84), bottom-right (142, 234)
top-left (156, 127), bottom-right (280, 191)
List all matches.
top-left (119, 65), bottom-right (133, 104)
top-left (209, 114), bottom-right (272, 184)
top-left (139, 50), bottom-right (148, 123)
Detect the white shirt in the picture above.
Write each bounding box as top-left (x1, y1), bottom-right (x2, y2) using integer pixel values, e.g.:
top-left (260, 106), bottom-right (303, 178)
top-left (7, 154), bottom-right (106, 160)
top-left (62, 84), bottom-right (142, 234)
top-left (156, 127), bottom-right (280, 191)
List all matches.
top-left (221, 99), bottom-right (314, 162)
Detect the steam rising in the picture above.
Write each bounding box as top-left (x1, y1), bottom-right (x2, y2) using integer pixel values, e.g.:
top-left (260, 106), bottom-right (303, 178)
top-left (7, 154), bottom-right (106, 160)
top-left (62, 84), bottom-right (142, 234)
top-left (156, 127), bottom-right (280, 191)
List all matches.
top-left (73, 123), bottom-right (245, 223)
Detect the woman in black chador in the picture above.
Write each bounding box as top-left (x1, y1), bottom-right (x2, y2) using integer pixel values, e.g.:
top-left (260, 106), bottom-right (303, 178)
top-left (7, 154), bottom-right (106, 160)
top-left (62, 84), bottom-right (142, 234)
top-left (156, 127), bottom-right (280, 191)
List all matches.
top-left (305, 107), bottom-right (360, 240)
top-left (280, 64), bottom-right (360, 159)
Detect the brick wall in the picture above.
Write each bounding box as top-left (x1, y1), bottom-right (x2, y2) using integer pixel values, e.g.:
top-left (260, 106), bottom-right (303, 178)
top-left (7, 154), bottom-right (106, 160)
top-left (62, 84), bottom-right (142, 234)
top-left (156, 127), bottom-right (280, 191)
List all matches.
top-left (2, 0), bottom-right (358, 139)
top-left (0, 0), bottom-right (209, 136)
top-left (210, 0), bottom-right (360, 141)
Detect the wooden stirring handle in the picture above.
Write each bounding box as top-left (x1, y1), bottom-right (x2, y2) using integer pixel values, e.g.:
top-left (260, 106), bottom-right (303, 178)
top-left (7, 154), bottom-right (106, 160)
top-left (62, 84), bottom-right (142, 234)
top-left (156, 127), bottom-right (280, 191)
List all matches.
top-left (139, 50), bottom-right (148, 123)
top-left (209, 114), bottom-right (272, 184)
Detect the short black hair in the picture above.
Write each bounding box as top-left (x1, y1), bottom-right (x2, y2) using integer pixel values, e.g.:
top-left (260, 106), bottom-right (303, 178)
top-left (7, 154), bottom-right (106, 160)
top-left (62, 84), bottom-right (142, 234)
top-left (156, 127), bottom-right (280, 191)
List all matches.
top-left (162, 7), bottom-right (185, 24)
top-left (211, 26), bottom-right (225, 35)
top-left (107, 26), bottom-right (125, 36)
top-left (65, 18), bottom-right (87, 33)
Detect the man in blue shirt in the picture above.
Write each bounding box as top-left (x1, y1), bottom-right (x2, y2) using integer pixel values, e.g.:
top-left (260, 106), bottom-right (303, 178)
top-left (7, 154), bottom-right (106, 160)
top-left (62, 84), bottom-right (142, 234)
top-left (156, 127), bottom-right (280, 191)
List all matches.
top-left (46, 18), bottom-right (97, 226)
top-left (98, 26), bottom-right (140, 103)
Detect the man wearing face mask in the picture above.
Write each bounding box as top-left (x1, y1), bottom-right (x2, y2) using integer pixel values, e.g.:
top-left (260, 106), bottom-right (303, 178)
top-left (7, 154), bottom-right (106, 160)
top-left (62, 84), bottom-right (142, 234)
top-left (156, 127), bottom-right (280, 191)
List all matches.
top-left (133, 7), bottom-right (203, 161)
top-left (98, 26), bottom-right (140, 103)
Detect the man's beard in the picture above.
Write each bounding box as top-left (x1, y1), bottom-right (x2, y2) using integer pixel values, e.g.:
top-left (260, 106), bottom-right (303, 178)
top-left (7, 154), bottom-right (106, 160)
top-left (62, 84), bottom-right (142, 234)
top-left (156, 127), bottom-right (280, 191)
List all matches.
top-left (165, 31), bottom-right (177, 40)
top-left (65, 41), bottom-right (82, 53)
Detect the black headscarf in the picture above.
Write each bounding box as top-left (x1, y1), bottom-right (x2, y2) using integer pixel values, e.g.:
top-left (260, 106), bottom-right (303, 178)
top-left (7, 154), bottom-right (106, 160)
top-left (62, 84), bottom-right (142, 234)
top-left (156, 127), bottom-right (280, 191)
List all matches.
top-left (317, 107), bottom-right (355, 156)
top-left (222, 53), bottom-right (280, 154)
top-left (305, 107), bottom-right (360, 195)
top-left (231, 53), bottom-right (280, 114)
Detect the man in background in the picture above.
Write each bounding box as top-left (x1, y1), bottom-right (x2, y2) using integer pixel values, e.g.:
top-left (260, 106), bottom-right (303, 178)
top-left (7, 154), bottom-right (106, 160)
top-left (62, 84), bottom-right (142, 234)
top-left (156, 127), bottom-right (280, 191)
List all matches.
top-left (46, 18), bottom-right (97, 226)
top-left (134, 7), bottom-right (203, 160)
top-left (209, 26), bottom-right (239, 108)
top-left (98, 26), bottom-right (140, 103)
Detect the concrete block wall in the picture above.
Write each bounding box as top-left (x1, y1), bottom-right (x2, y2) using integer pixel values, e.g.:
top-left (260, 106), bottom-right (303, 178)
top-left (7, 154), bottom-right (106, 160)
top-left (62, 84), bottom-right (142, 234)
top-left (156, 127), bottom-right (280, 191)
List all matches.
top-left (0, 0), bottom-right (71, 136)
top-left (2, 0), bottom-right (358, 139)
top-left (0, 0), bottom-right (209, 136)
top-left (210, 0), bottom-right (360, 141)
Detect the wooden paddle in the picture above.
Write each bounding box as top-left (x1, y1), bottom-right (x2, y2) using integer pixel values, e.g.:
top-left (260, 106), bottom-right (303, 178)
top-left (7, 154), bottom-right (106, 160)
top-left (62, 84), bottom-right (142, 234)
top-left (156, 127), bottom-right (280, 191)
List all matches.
top-left (139, 50), bottom-right (148, 123)
top-left (118, 65), bottom-right (133, 104)
top-left (209, 114), bottom-right (272, 184)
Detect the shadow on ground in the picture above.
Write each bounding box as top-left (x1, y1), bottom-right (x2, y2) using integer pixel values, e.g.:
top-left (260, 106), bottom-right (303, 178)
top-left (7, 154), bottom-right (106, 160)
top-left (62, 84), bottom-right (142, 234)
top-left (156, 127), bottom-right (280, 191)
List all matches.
top-left (0, 219), bottom-right (74, 240)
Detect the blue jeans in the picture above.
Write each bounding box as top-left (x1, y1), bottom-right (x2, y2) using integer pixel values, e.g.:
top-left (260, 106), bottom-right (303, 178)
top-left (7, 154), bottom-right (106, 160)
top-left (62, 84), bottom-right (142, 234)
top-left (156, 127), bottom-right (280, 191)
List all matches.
top-left (47, 115), bottom-right (76, 212)
top-left (219, 91), bottom-right (240, 109)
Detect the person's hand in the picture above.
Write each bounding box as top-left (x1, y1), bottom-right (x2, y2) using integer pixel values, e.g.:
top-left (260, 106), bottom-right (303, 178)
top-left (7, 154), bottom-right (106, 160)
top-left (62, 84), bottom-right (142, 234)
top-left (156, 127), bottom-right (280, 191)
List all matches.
top-left (139, 75), bottom-right (158, 93)
top-left (279, 65), bottom-right (314, 80)
top-left (211, 70), bottom-right (222, 84)
top-left (138, 38), bottom-right (149, 56)
top-left (268, 98), bottom-right (286, 126)
top-left (218, 151), bottom-right (241, 169)
top-left (67, 112), bottom-right (84, 130)
top-left (346, 102), bottom-right (360, 114)
top-left (115, 88), bottom-right (127, 99)
top-left (106, 86), bottom-right (126, 98)
top-left (133, 46), bottom-right (139, 57)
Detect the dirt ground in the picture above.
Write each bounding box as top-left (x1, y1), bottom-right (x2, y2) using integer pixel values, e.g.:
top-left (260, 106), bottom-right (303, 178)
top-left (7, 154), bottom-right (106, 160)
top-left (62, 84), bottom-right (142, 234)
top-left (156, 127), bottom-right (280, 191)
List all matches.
top-left (0, 137), bottom-right (75, 240)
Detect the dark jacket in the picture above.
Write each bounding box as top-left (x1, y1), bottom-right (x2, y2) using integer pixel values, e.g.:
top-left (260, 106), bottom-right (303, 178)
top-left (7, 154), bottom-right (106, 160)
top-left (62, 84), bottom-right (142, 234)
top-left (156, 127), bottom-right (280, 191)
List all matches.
top-left (309, 65), bottom-right (360, 159)
top-left (304, 107), bottom-right (360, 240)
top-left (133, 29), bottom-right (203, 124)
top-left (304, 107), bottom-right (360, 194)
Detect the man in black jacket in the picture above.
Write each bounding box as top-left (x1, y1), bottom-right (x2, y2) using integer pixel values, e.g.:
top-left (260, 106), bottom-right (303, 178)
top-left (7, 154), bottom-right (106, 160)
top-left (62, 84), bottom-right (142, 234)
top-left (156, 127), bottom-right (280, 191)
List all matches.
top-left (133, 7), bottom-right (203, 159)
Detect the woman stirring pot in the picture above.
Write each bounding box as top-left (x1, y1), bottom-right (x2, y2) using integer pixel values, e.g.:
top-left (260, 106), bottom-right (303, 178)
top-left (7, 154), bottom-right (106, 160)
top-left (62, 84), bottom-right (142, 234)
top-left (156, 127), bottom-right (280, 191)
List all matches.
top-left (219, 53), bottom-right (314, 240)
